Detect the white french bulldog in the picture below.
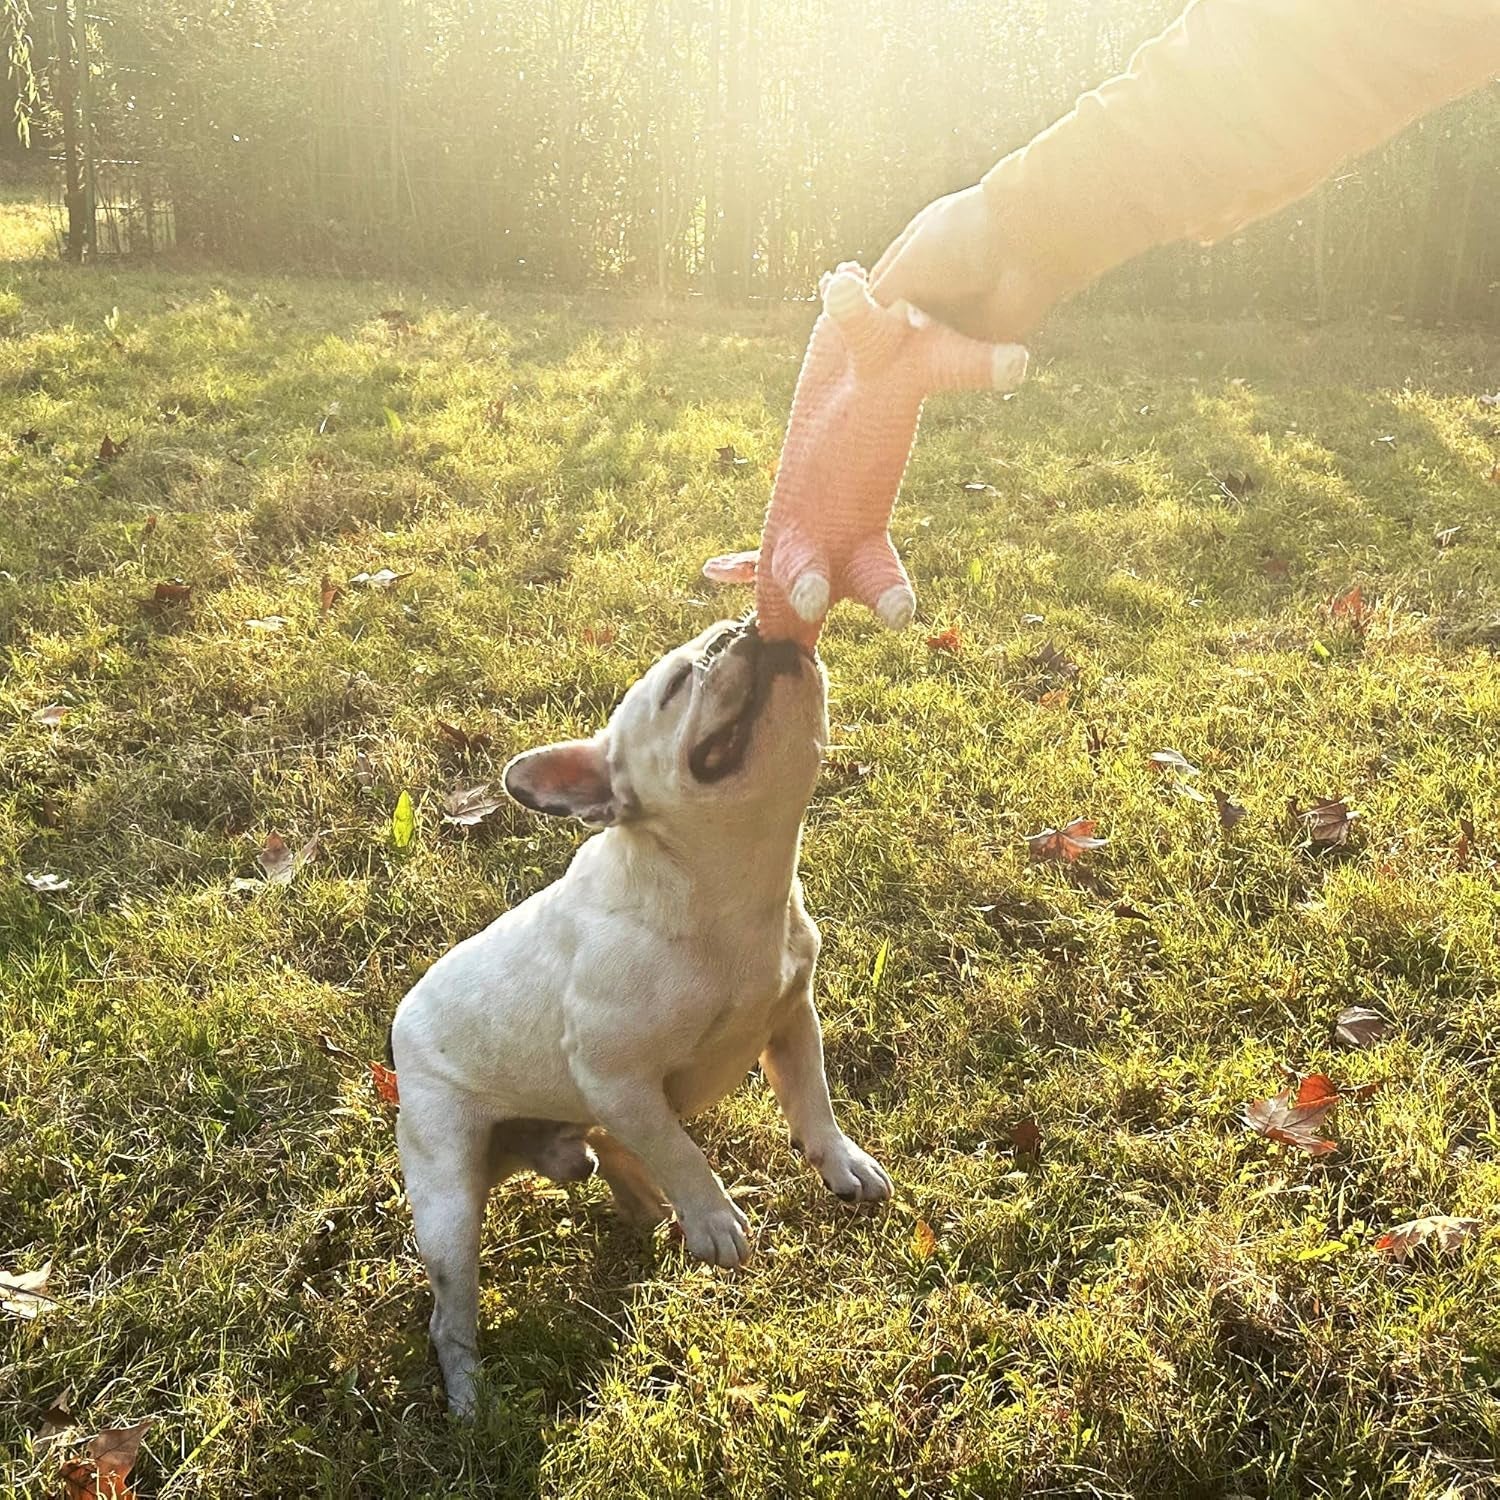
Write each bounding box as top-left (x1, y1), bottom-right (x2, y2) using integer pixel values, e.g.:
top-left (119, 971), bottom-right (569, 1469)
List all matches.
top-left (391, 620), bottom-right (892, 1416)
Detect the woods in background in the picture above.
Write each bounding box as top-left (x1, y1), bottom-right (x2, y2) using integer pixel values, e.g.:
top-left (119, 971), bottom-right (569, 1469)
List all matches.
top-left (7, 0), bottom-right (1500, 322)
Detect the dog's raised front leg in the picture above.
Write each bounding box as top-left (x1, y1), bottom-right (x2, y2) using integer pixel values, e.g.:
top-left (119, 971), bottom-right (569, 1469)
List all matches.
top-left (761, 984), bottom-right (893, 1203)
top-left (576, 1073), bottom-right (750, 1267)
top-left (397, 1094), bottom-right (494, 1418)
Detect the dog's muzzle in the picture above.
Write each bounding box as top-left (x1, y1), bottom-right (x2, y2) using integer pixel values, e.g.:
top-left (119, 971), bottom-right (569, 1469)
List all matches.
top-left (687, 619), bottom-right (807, 783)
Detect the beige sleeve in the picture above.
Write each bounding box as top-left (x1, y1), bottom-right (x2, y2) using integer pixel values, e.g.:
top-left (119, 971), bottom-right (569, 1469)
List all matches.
top-left (981, 0), bottom-right (1500, 311)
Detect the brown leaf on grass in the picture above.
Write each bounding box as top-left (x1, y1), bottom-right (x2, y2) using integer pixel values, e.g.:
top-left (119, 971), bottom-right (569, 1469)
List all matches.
top-left (1085, 723), bottom-right (1108, 771)
top-left (36, 1388), bottom-right (76, 1450)
top-left (256, 832), bottom-right (319, 884)
top-left (62, 1418), bottom-right (152, 1500)
top-left (378, 308), bottom-right (414, 335)
top-left (33, 704), bottom-right (69, 726)
top-left (315, 1032), bottom-right (354, 1062)
top-left (1260, 554), bottom-right (1291, 580)
top-left (1489, 460), bottom-right (1500, 485)
top-left (150, 579), bottom-right (193, 606)
top-left (97, 434), bottom-right (129, 463)
top-left (23, 872), bottom-right (71, 893)
top-left (1213, 789), bottom-right (1248, 830)
top-left (0, 1258), bottom-right (55, 1318)
top-left (1112, 901), bottom-right (1151, 921)
top-left (1335, 1006), bottom-right (1388, 1049)
top-left (1456, 815), bottom-right (1477, 870)
top-left (319, 575), bottom-right (343, 614)
top-left (1242, 1076), bottom-right (1339, 1156)
top-left (715, 443), bottom-right (750, 469)
top-left (1215, 469), bottom-right (1256, 501)
top-left (1149, 748), bottom-right (1199, 777)
top-left (1374, 1215), bottom-right (1481, 1261)
top-left (436, 720), bottom-right (493, 756)
top-left (349, 568), bottom-right (411, 590)
top-left (1037, 686), bottom-right (1070, 709)
top-left (482, 398), bottom-right (506, 429)
top-left (1329, 584), bottom-right (1372, 631)
top-left (581, 625), bottom-right (617, 647)
top-left (370, 1062), bottom-right (400, 1105)
top-left (1032, 640), bottom-right (1079, 681)
top-left (442, 783), bottom-right (507, 827)
top-left (1010, 1117), bottom-right (1043, 1158)
top-left (140, 515), bottom-right (158, 540)
top-left (911, 1219), bottom-right (938, 1260)
top-left (1026, 818), bottom-right (1107, 864)
top-left (926, 626), bottom-right (961, 655)
top-left (17, 427), bottom-right (42, 446)
top-left (469, 529), bottom-right (493, 552)
top-left (1289, 797), bottom-right (1358, 848)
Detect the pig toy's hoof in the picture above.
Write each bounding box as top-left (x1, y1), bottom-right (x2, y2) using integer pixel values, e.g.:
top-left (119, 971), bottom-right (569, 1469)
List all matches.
top-left (789, 572), bottom-right (831, 623)
top-left (991, 344), bottom-right (1029, 391)
top-left (874, 584), bottom-right (916, 631)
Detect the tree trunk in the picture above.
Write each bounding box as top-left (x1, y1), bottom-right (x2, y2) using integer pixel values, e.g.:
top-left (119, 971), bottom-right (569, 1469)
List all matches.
top-left (52, 1), bottom-right (85, 262)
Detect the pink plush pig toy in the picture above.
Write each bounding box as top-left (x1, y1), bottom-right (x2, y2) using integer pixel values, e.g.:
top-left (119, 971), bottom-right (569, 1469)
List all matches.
top-left (704, 262), bottom-right (1028, 648)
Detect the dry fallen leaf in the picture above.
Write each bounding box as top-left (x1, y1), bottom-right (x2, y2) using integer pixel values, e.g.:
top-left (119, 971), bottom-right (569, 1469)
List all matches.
top-left (256, 832), bottom-right (319, 884)
top-left (1290, 797), bottom-right (1358, 848)
top-left (0, 1259), bottom-right (55, 1318)
top-left (379, 307), bottom-right (414, 334)
top-left (715, 443), bottom-right (750, 469)
top-left (1037, 686), bottom-right (1070, 709)
top-left (1026, 818), bottom-right (1108, 864)
top-left (315, 1032), bottom-right (354, 1062)
top-left (370, 1062), bottom-right (400, 1105)
top-left (1334, 1006), bottom-right (1388, 1049)
top-left (1216, 469), bottom-right (1256, 501)
top-left (150, 579), bottom-right (193, 606)
top-left (442, 783), bottom-right (507, 827)
top-left (1374, 1215), bottom-right (1481, 1261)
top-left (1329, 584), bottom-right (1372, 631)
top-left (97, 434), bottom-right (129, 463)
top-left (319, 575), bottom-right (343, 614)
top-left (349, 568), bottom-right (411, 590)
top-left (911, 1219), bottom-right (938, 1260)
top-left (1010, 1117), bottom-right (1043, 1158)
top-left (926, 626), bottom-right (962, 655)
top-left (1260, 554), bottom-right (1291, 580)
top-left (33, 704), bottom-right (69, 726)
top-left (62, 1417), bottom-right (152, 1500)
top-left (17, 427), bottom-right (42, 445)
top-left (436, 721), bottom-right (493, 756)
top-left (1242, 1075), bottom-right (1339, 1156)
top-left (1455, 815), bottom-right (1476, 870)
top-left (1149, 748), bottom-right (1199, 777)
top-left (581, 625), bottom-right (617, 647)
top-left (1212, 789), bottom-right (1248, 830)
top-left (1032, 640), bottom-right (1079, 681)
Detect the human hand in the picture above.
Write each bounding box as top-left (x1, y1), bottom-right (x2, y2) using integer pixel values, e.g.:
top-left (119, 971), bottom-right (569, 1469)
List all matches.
top-left (869, 183), bottom-right (1054, 344)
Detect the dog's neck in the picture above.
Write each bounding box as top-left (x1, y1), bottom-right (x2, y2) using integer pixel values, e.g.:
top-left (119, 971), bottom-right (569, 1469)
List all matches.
top-left (604, 800), bottom-right (809, 920)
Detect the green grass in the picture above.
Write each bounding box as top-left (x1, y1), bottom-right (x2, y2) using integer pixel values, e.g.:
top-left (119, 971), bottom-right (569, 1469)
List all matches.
top-left (2, 221), bottom-right (1499, 1498)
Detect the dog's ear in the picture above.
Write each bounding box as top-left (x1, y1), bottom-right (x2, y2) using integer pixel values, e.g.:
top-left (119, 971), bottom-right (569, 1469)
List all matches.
top-left (504, 738), bottom-right (618, 826)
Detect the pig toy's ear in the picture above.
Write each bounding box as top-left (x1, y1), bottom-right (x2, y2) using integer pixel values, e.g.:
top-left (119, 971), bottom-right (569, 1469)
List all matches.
top-left (702, 549), bottom-right (759, 584)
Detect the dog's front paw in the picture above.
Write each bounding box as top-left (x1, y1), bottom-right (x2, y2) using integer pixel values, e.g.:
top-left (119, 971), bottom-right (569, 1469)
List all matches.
top-left (677, 1198), bottom-right (751, 1268)
top-left (805, 1134), bottom-right (893, 1203)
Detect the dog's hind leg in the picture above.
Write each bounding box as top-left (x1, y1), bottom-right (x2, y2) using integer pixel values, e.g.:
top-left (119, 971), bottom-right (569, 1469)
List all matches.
top-left (397, 1091), bottom-right (495, 1418)
top-left (587, 1128), bottom-right (670, 1227)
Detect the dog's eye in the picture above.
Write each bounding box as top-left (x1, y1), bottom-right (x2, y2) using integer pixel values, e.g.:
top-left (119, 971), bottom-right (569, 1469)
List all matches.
top-left (658, 663), bottom-right (692, 710)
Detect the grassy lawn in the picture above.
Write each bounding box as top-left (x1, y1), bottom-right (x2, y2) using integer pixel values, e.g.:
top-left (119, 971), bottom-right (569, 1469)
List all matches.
top-left (3, 219), bottom-right (1499, 1498)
